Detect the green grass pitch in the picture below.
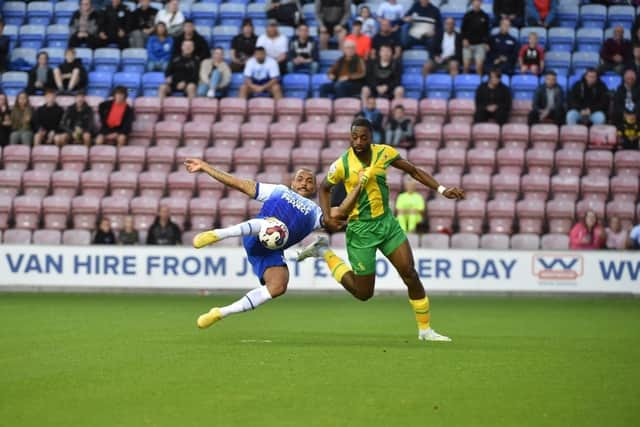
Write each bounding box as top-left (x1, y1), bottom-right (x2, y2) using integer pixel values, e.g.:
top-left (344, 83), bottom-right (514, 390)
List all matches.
top-left (1, 293), bottom-right (639, 427)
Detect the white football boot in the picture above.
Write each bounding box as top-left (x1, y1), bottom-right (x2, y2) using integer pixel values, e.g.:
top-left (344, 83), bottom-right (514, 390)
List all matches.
top-left (296, 236), bottom-right (330, 261)
top-left (418, 328), bottom-right (452, 342)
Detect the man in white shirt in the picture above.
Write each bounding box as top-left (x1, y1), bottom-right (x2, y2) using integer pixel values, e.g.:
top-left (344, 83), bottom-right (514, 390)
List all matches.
top-left (257, 19), bottom-right (289, 75)
top-left (376, 0), bottom-right (404, 29)
top-left (239, 46), bottom-right (283, 99)
top-left (423, 17), bottom-right (461, 76)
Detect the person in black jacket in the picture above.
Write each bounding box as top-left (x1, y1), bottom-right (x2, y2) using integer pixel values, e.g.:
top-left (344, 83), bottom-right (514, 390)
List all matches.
top-left (129, 0), bottom-right (158, 48)
top-left (230, 18), bottom-right (258, 73)
top-left (93, 217), bottom-right (117, 244)
top-left (160, 40), bottom-right (199, 101)
top-left (69, 0), bottom-right (101, 49)
top-left (171, 20), bottom-right (210, 62)
top-left (98, 0), bottom-right (131, 49)
top-left (528, 70), bottom-right (565, 126)
top-left (96, 86), bottom-right (134, 147)
top-left (474, 68), bottom-right (512, 125)
top-left (147, 206), bottom-right (182, 245)
top-left (0, 20), bottom-right (10, 72)
top-left (492, 0), bottom-right (524, 27)
top-left (362, 44), bottom-right (403, 102)
top-left (486, 18), bottom-right (518, 75)
top-left (612, 69), bottom-right (639, 128)
top-left (461, 0), bottom-right (490, 75)
top-left (385, 104), bottom-right (415, 148)
top-left (53, 48), bottom-right (88, 94)
top-left (26, 52), bottom-right (55, 95)
top-left (33, 88), bottom-right (66, 146)
top-left (61, 91), bottom-right (95, 146)
top-left (287, 23), bottom-right (319, 74)
top-left (424, 17), bottom-right (461, 76)
top-left (566, 69), bottom-right (609, 126)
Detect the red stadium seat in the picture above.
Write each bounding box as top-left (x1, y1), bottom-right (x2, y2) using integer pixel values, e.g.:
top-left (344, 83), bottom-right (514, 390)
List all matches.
top-left (262, 147), bottom-right (291, 173)
top-left (521, 174), bottom-right (550, 201)
top-left (496, 147), bottom-right (525, 175)
top-left (610, 175), bottom-right (639, 202)
top-left (448, 99), bottom-right (475, 124)
top-left (256, 172), bottom-right (288, 184)
top-left (420, 233), bottom-right (450, 249)
top-left (0, 195), bottom-right (12, 229)
top-left (146, 146), bottom-right (175, 174)
top-left (118, 146), bottom-right (146, 173)
top-left (606, 200), bottom-right (636, 229)
top-left (327, 122), bottom-right (351, 147)
top-left (71, 195), bottom-right (100, 230)
top-left (31, 145), bottom-right (59, 172)
top-left (197, 172), bottom-right (225, 199)
top-left (613, 150), bottom-right (640, 177)
top-left (576, 199), bottom-right (605, 219)
top-left (450, 233), bottom-right (480, 249)
top-left (204, 146), bottom-right (233, 171)
top-left (4, 228), bottom-right (32, 244)
top-left (480, 233), bottom-right (510, 249)
top-left (391, 98), bottom-right (418, 120)
top-left (276, 98), bottom-right (304, 124)
top-left (22, 170), bottom-right (51, 198)
top-left (298, 121), bottom-right (327, 148)
top-left (530, 124), bottom-right (559, 150)
top-left (240, 122), bottom-right (269, 149)
top-left (109, 171), bottom-right (138, 200)
top-left (584, 150), bottom-right (613, 177)
top-left (219, 97), bottom-right (247, 123)
top-left (154, 121), bottom-right (183, 148)
top-left (247, 97), bottom-right (275, 123)
top-left (491, 174), bottom-right (520, 201)
top-left (233, 146), bottom-right (263, 175)
top-left (442, 123), bottom-right (471, 149)
top-left (0, 170), bottom-right (22, 197)
top-left (419, 98), bottom-right (447, 125)
top-left (580, 175), bottom-right (609, 203)
top-left (211, 121), bottom-right (240, 148)
top-left (462, 173), bottom-right (491, 201)
top-left (433, 173), bottom-right (461, 191)
top-left (375, 98), bottom-right (390, 117)
top-left (467, 148), bottom-right (496, 175)
top-left (162, 97), bottom-right (189, 123)
top-left (426, 198), bottom-right (455, 233)
top-left (89, 145), bottom-right (117, 173)
top-left (131, 196), bottom-right (160, 231)
top-left (407, 148), bottom-right (437, 175)
top-left (101, 196), bottom-right (130, 230)
top-left (269, 122), bottom-right (297, 149)
top-left (134, 96), bottom-right (161, 122)
top-left (60, 145), bottom-right (88, 172)
top-left (129, 121), bottom-right (155, 147)
top-left (501, 123), bottom-right (529, 150)
top-left (333, 98), bottom-right (361, 123)
top-left (437, 147), bottom-right (466, 175)
top-left (218, 196), bottom-right (248, 227)
top-left (554, 148), bottom-right (584, 176)
top-left (42, 195), bottom-right (71, 230)
top-left (472, 123), bottom-right (500, 149)
top-left (160, 197), bottom-right (189, 229)
top-left (183, 122), bottom-right (211, 149)
top-left (540, 234), bottom-right (569, 250)
top-left (526, 148), bottom-right (555, 176)
top-left (487, 199), bottom-right (516, 234)
top-left (509, 100), bottom-right (531, 123)
top-left (559, 125), bottom-right (588, 150)
top-left (457, 199), bottom-right (485, 234)
top-left (167, 171), bottom-right (196, 199)
top-left (550, 175), bottom-right (580, 201)
top-left (413, 122), bottom-right (442, 149)
top-left (304, 98), bottom-right (332, 123)
top-left (51, 170), bottom-right (79, 198)
top-left (291, 147), bottom-right (320, 172)
top-left (189, 197), bottom-right (217, 231)
top-left (33, 229), bottom-right (62, 245)
top-left (190, 98), bottom-right (218, 124)
top-left (588, 125), bottom-right (617, 150)
top-left (248, 199), bottom-right (262, 217)
top-left (139, 171), bottom-right (167, 199)
top-left (546, 199), bottom-right (575, 234)
top-left (62, 229), bottom-right (91, 245)
top-left (516, 199), bottom-right (545, 234)
top-left (2, 145), bottom-right (30, 172)
top-left (175, 147), bottom-right (205, 166)
top-left (510, 233), bottom-right (540, 250)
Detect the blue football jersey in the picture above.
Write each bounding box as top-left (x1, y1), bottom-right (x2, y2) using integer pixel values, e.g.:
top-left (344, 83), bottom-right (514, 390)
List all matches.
top-left (254, 183), bottom-right (322, 249)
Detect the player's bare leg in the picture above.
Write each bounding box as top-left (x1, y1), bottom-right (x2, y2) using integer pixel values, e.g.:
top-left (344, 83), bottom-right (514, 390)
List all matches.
top-left (386, 240), bottom-right (451, 342)
top-left (193, 218), bottom-right (268, 248)
top-left (197, 266), bottom-right (288, 329)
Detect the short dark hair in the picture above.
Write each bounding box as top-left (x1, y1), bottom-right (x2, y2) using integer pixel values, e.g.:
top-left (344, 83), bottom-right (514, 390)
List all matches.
top-left (255, 46), bottom-right (266, 53)
top-left (352, 20), bottom-right (362, 27)
top-left (489, 68), bottom-right (502, 78)
top-left (183, 19), bottom-right (194, 25)
top-left (351, 117), bottom-right (373, 134)
top-left (394, 104), bottom-right (405, 111)
top-left (44, 87), bottom-right (56, 95)
top-left (242, 18), bottom-right (253, 28)
top-left (545, 70), bottom-right (557, 77)
top-left (113, 85), bottom-right (128, 97)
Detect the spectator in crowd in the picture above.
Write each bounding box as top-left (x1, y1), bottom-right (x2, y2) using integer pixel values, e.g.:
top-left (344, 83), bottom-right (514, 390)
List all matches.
top-left (633, 13), bottom-right (640, 46)
top-left (0, 20), bottom-right (10, 72)
top-left (356, 5), bottom-right (377, 39)
top-left (461, 0), bottom-right (490, 75)
top-left (197, 47), bottom-right (231, 98)
top-left (529, 70), bottom-right (565, 126)
top-left (69, 0), bottom-right (101, 49)
top-left (371, 19), bottom-right (402, 60)
top-left (0, 93), bottom-right (11, 147)
top-left (98, 0), bottom-right (131, 49)
top-left (287, 23), bottom-right (320, 74)
top-left (53, 48), bottom-right (87, 94)
top-left (33, 89), bottom-right (66, 146)
top-left (147, 206), bottom-right (182, 245)
top-left (172, 20), bottom-right (210, 62)
top-left (231, 19), bottom-right (258, 73)
top-left (526, 0), bottom-right (557, 28)
top-left (617, 106), bottom-right (640, 150)
top-left (118, 215), bottom-right (139, 245)
top-left (239, 47), bottom-right (283, 100)
top-left (492, 0), bottom-right (524, 27)
top-left (9, 92), bottom-right (33, 146)
top-left (345, 20), bottom-right (372, 59)
top-left (423, 17), bottom-right (461, 76)
top-left (395, 178), bottom-right (424, 233)
top-left (96, 86), bottom-right (133, 147)
top-left (606, 215), bottom-right (629, 250)
top-left (631, 46), bottom-right (640, 77)
top-left (266, 0), bottom-right (302, 28)
top-left (487, 18), bottom-right (518, 75)
top-left (356, 95), bottom-right (384, 144)
top-left (129, 0), bottom-right (158, 49)
top-left (155, 0), bottom-right (185, 37)
top-left (363, 44), bottom-right (403, 101)
top-left (161, 40), bottom-right (200, 101)
top-left (401, 0), bottom-right (442, 51)
top-left (518, 32), bottom-right (544, 75)
top-left (146, 22), bottom-right (173, 72)
top-left (61, 91), bottom-right (95, 146)
top-left (319, 40), bottom-right (366, 99)
top-left (376, 0), bottom-right (405, 29)
top-left (316, 0), bottom-right (351, 50)
top-left (628, 223), bottom-right (640, 249)
top-left (26, 52), bottom-right (55, 95)
top-left (612, 69), bottom-right (639, 128)
top-left (385, 104), bottom-right (414, 148)
top-left (93, 217), bottom-right (117, 244)
top-left (474, 69), bottom-right (511, 125)
top-left (599, 25), bottom-right (633, 76)
top-left (257, 20), bottom-right (289, 75)
top-left (566, 69), bottom-right (609, 126)
top-left (569, 210), bottom-right (605, 250)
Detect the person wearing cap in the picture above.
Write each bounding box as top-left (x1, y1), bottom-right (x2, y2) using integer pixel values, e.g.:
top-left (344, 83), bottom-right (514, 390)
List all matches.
top-left (61, 90), bottom-right (95, 146)
top-left (96, 86), bottom-right (134, 147)
top-left (257, 20), bottom-right (289, 75)
top-left (239, 46), bottom-right (283, 100)
top-left (231, 18), bottom-right (258, 73)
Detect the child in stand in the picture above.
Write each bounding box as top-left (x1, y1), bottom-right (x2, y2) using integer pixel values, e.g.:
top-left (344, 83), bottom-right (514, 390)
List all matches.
top-left (356, 5), bottom-right (377, 39)
top-left (618, 106), bottom-right (640, 150)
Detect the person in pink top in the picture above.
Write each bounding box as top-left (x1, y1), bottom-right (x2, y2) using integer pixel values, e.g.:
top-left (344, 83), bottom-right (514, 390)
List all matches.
top-left (605, 215), bottom-right (628, 250)
top-left (569, 210), bottom-right (606, 250)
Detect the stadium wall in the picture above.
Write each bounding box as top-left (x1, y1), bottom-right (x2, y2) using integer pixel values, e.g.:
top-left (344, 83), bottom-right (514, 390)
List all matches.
top-left (0, 245), bottom-right (638, 294)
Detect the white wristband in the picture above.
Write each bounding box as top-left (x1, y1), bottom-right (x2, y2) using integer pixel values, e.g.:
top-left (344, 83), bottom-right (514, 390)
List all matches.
top-left (437, 185), bottom-right (446, 195)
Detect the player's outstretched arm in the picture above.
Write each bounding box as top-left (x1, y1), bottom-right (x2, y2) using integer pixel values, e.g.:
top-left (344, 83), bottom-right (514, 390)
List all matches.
top-left (332, 169), bottom-right (367, 220)
top-left (319, 177), bottom-right (343, 233)
top-left (184, 158), bottom-right (257, 198)
top-left (391, 158), bottom-right (465, 200)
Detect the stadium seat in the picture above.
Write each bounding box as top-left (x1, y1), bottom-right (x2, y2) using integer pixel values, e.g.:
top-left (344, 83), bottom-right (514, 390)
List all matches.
top-left (117, 146), bottom-right (146, 174)
top-left (491, 174), bottom-right (520, 202)
top-left (555, 148), bottom-right (584, 177)
top-left (450, 233), bottom-right (480, 249)
top-left (218, 3), bottom-right (246, 27)
top-left (197, 167), bottom-right (226, 199)
top-left (462, 173), bottom-right (491, 201)
top-left (456, 199), bottom-right (485, 234)
top-left (305, 98), bottom-right (333, 123)
top-left (606, 200), bottom-right (636, 230)
top-left (1, 71), bottom-right (28, 96)
top-left (53, 1), bottom-right (77, 25)
top-left (51, 170), bottom-right (79, 198)
top-left (402, 50), bottom-right (428, 75)
top-left (511, 75), bottom-right (538, 101)
top-left (401, 74), bottom-right (424, 99)
top-left (608, 5), bottom-right (635, 28)
top-left (40, 47), bottom-right (64, 68)
top-left (530, 124), bottom-right (559, 150)
top-left (333, 98), bottom-right (361, 123)
top-left (550, 175), bottom-right (580, 201)
top-left (191, 2), bottom-right (218, 27)
top-left (10, 47), bottom-right (37, 71)
top-left (93, 48), bottom-right (121, 72)
top-left (290, 147), bottom-right (320, 173)
top-left (526, 148), bottom-right (555, 176)
top-left (87, 71), bottom-right (113, 98)
top-left (0, 196), bottom-right (12, 230)
top-left (282, 74), bottom-right (310, 99)
top-left (62, 229), bottom-right (91, 245)
top-left (27, 2), bottom-right (52, 25)
top-left (501, 123), bottom-right (529, 150)
top-left (419, 98), bottom-right (448, 125)
top-left (297, 121), bottom-right (327, 148)
top-left (442, 123), bottom-right (471, 149)
top-left (546, 199), bottom-right (575, 234)
top-left (426, 198), bottom-right (456, 233)
top-left (391, 98), bottom-right (418, 121)
top-left (508, 100), bottom-right (532, 124)
top-left (610, 175), bottom-right (639, 203)
top-left (158, 197), bottom-right (188, 230)
top-left (167, 171), bottom-right (196, 199)
top-left (326, 122), bottom-right (351, 147)
top-left (188, 197), bottom-right (217, 231)
top-left (89, 145), bottom-right (117, 174)
top-left (80, 171), bottom-right (109, 198)
top-left (269, 122), bottom-right (298, 149)
top-left (247, 98), bottom-right (275, 124)
top-left (46, 24), bottom-right (70, 47)
top-left (31, 145), bottom-right (59, 172)
top-left (33, 229), bottom-right (62, 245)
top-left (240, 122), bottom-right (269, 149)
top-left (437, 147), bottom-right (466, 175)
top-left (113, 72), bottom-right (142, 98)
top-left (521, 174), bottom-right (550, 201)
top-left (480, 234), bottom-right (510, 250)
top-left (109, 171), bottom-right (139, 200)
top-left (510, 233), bottom-right (540, 250)
top-left (142, 72), bottom-right (166, 96)
top-left (14, 196), bottom-right (42, 230)
top-left (413, 123), bottom-right (442, 150)
top-left (425, 75), bottom-right (453, 100)
top-left (496, 147), bottom-right (525, 175)
top-left (557, 3), bottom-right (579, 28)
top-left (580, 175), bottom-right (609, 203)
top-left (454, 74), bottom-right (481, 99)
top-left (218, 196), bottom-right (248, 227)
top-left (0, 170), bottom-right (22, 198)
top-left (584, 150), bottom-right (613, 177)
top-left (131, 197), bottom-right (160, 231)
top-left (580, 4), bottom-right (607, 29)
top-left (407, 148), bottom-right (437, 174)
top-left (179, 123), bottom-right (209, 149)
top-left (42, 195), bottom-right (71, 230)
top-left (614, 150), bottom-right (640, 177)
top-left (547, 28), bottom-right (575, 53)
top-left (487, 200), bottom-right (516, 234)
top-left (2, 145), bottom-right (31, 172)
top-left (74, 47), bottom-right (93, 69)
top-left (23, 170), bottom-right (51, 198)
top-left (588, 125), bottom-right (617, 150)
top-left (219, 98), bottom-right (247, 123)
top-left (60, 145), bottom-right (88, 172)
top-left (275, 98), bottom-right (304, 124)
top-left (4, 229), bottom-right (32, 244)
top-left (154, 121), bottom-right (183, 148)
top-left (2, 2), bottom-right (27, 26)
top-left (576, 199), bottom-right (605, 219)
top-left (471, 123), bottom-right (500, 150)
top-left (420, 233), bottom-right (449, 249)
top-left (146, 146), bottom-right (174, 175)
top-left (575, 29), bottom-right (603, 53)
top-left (559, 124), bottom-right (588, 151)
top-left (540, 234), bottom-right (569, 250)
top-left (162, 97), bottom-right (190, 123)
top-left (516, 199), bottom-right (545, 235)
top-left (71, 196), bottom-right (100, 230)
top-left (190, 98), bottom-right (218, 124)
top-left (138, 171), bottom-right (167, 199)
top-left (100, 197), bottom-right (129, 230)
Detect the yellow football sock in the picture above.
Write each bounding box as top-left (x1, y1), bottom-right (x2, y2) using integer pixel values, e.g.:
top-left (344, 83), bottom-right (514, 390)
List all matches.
top-left (324, 249), bottom-right (351, 283)
top-left (409, 297), bottom-right (431, 331)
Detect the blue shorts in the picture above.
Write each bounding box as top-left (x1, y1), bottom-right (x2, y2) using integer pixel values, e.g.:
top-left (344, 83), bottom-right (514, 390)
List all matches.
top-left (243, 235), bottom-right (287, 284)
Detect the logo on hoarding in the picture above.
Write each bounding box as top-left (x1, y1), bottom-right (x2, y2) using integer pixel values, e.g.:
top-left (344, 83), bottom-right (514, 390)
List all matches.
top-left (531, 254), bottom-right (584, 280)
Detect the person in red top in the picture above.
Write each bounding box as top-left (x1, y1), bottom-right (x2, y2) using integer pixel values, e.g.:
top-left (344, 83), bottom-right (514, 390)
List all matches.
top-left (344, 20), bottom-right (371, 59)
top-left (518, 32), bottom-right (544, 75)
top-left (569, 210), bottom-right (606, 250)
top-left (96, 86), bottom-right (133, 147)
top-left (526, 0), bottom-right (557, 28)
top-left (599, 25), bottom-right (633, 76)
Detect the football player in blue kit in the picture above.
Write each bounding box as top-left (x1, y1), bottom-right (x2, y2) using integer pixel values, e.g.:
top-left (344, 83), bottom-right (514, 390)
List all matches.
top-left (183, 158), bottom-right (364, 329)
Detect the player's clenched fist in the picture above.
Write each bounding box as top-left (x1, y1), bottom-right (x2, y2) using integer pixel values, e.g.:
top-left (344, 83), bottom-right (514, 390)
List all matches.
top-left (443, 187), bottom-right (465, 200)
top-left (184, 158), bottom-right (208, 173)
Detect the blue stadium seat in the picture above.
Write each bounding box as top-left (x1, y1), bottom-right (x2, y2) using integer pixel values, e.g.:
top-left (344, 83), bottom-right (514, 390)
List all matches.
top-left (190, 3), bottom-right (218, 28)
top-left (19, 25), bottom-right (46, 49)
top-left (1, 71), bottom-right (28, 96)
top-left (88, 71), bottom-right (113, 98)
top-left (195, 26), bottom-right (213, 46)
top-left (311, 73), bottom-right (331, 97)
top-left (556, 3), bottom-right (579, 28)
top-left (41, 47), bottom-right (65, 68)
top-left (46, 24), bottom-right (70, 48)
top-left (604, 27), bottom-right (630, 42)
top-left (439, 3), bottom-right (465, 28)
top-left (402, 50), bottom-right (428, 75)
top-left (510, 75), bottom-right (538, 101)
top-left (3, 25), bottom-right (19, 51)
top-left (547, 28), bottom-right (575, 52)
top-left (121, 48), bottom-right (148, 73)
top-left (425, 74), bottom-right (452, 100)
top-left (142, 72), bottom-right (166, 96)
top-left (212, 26), bottom-right (237, 51)
top-left (247, 3), bottom-right (268, 29)
top-left (9, 48), bottom-right (37, 71)
top-left (279, 27), bottom-right (295, 39)
top-left (113, 72), bottom-right (141, 98)
top-left (580, 4), bottom-right (607, 29)
top-left (401, 74), bottom-right (424, 99)
top-left (576, 28), bottom-right (603, 53)
top-left (27, 2), bottom-right (53, 25)
top-left (75, 48), bottom-right (93, 70)
top-left (544, 51), bottom-right (571, 76)
top-left (282, 73), bottom-right (310, 99)
top-left (571, 51), bottom-right (599, 75)
top-left (601, 74), bottom-right (622, 93)
top-left (319, 50), bottom-right (341, 73)
top-left (519, 27), bottom-right (547, 48)
top-left (227, 73), bottom-right (245, 97)
top-left (93, 48), bottom-right (121, 72)
top-left (454, 74), bottom-right (481, 99)
top-left (568, 73), bottom-right (581, 90)
top-left (219, 4), bottom-right (246, 28)
top-left (54, 2), bottom-right (78, 25)
top-left (302, 4), bottom-right (317, 27)
top-left (607, 6), bottom-right (635, 28)
top-left (2, 2), bottom-right (26, 26)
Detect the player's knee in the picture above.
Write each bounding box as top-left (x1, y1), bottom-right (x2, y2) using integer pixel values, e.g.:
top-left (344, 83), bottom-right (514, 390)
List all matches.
top-left (267, 281), bottom-right (288, 298)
